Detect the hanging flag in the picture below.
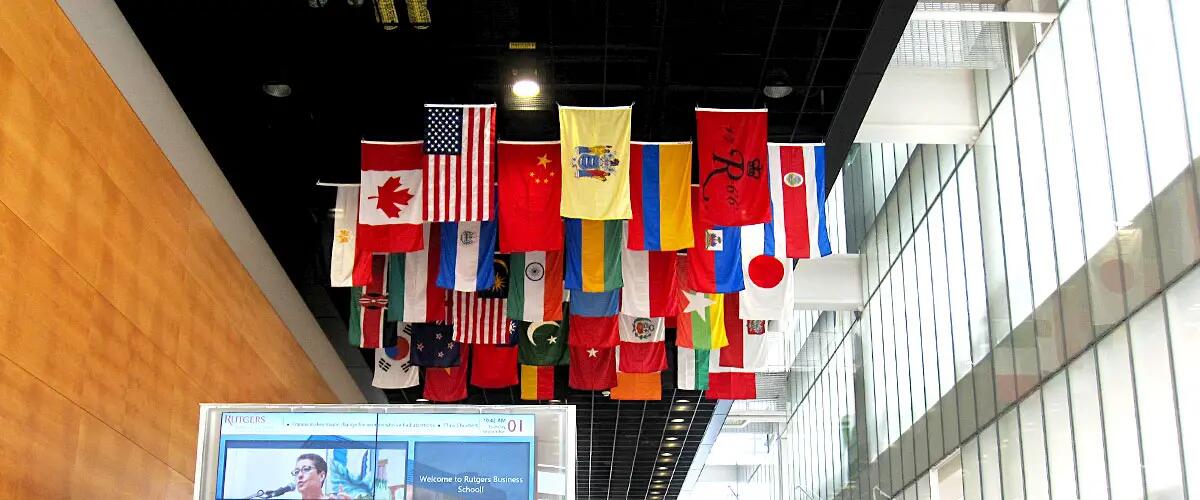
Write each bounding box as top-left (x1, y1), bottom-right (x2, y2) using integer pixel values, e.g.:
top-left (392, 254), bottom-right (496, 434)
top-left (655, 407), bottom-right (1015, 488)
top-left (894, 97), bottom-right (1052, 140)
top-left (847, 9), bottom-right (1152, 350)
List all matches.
top-left (451, 292), bottom-right (511, 344)
top-left (520, 365), bottom-right (556, 400)
top-left (498, 141), bottom-right (564, 252)
top-left (356, 141), bottom-right (424, 285)
top-left (708, 350), bottom-right (758, 400)
top-left (470, 343), bottom-right (519, 388)
top-left (351, 254), bottom-right (390, 348)
top-left (610, 370), bottom-right (661, 400)
top-left (476, 254), bottom-right (510, 299)
top-left (617, 341), bottom-right (667, 373)
top-left (568, 315), bottom-right (619, 348)
top-left (516, 320), bottom-right (569, 366)
top-left (628, 142), bottom-right (694, 251)
top-left (677, 346), bottom-right (710, 391)
top-left (422, 104), bottom-right (497, 222)
top-left (372, 326), bottom-right (419, 389)
top-left (768, 143), bottom-right (831, 258)
top-left (410, 323), bottom-right (460, 367)
top-left (695, 108), bottom-right (770, 226)
top-left (568, 345), bottom-right (617, 390)
top-left (618, 315), bottom-right (665, 343)
top-left (424, 344), bottom-right (470, 402)
top-left (675, 290), bottom-right (729, 350)
top-left (621, 249), bottom-right (682, 318)
top-left (570, 289), bottom-right (619, 318)
top-left (564, 219), bottom-right (623, 292)
top-left (437, 220), bottom-right (498, 291)
top-left (738, 223), bottom-right (793, 320)
top-left (348, 288), bottom-right (363, 347)
top-left (386, 224), bottom-right (448, 323)
top-left (559, 105), bottom-right (633, 220)
top-left (687, 186), bottom-right (744, 293)
top-left (718, 294), bottom-right (769, 370)
top-left (331, 186), bottom-right (359, 287)
top-left (508, 251), bottom-right (564, 321)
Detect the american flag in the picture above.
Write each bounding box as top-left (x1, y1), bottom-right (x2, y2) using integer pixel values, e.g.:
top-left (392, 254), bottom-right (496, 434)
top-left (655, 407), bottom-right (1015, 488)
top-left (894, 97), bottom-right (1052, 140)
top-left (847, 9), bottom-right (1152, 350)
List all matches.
top-left (451, 291), bottom-right (512, 344)
top-left (423, 104), bottom-right (497, 222)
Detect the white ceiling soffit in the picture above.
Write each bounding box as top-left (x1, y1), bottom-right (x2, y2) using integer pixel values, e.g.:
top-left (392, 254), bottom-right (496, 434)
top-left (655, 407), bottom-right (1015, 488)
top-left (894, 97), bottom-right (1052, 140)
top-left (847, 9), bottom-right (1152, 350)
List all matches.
top-left (854, 67), bottom-right (981, 145)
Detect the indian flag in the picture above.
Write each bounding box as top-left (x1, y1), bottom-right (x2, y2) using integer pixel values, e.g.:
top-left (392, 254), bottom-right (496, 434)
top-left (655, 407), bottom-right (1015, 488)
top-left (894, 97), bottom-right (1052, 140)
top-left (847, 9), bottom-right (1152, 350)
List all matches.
top-left (508, 251), bottom-right (564, 322)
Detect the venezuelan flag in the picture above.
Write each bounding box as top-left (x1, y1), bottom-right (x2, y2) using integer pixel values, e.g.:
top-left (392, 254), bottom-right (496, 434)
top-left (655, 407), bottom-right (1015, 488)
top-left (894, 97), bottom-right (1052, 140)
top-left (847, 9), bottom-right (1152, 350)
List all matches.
top-left (628, 142), bottom-right (694, 251)
top-left (564, 219), bottom-right (623, 292)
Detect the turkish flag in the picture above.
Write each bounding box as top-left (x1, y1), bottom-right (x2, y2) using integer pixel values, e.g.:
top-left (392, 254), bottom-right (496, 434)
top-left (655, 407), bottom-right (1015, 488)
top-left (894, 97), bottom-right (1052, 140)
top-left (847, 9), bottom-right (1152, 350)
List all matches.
top-left (568, 345), bottom-right (617, 390)
top-left (497, 141), bottom-right (563, 252)
top-left (424, 344), bottom-right (470, 402)
top-left (470, 343), bottom-right (519, 388)
top-left (696, 109), bottom-right (771, 226)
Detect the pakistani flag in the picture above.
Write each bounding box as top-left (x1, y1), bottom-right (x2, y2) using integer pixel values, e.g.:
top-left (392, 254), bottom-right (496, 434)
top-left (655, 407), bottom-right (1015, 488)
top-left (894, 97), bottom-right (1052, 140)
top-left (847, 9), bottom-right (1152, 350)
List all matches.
top-left (508, 251), bottom-right (565, 322)
top-left (516, 320), bottom-right (569, 366)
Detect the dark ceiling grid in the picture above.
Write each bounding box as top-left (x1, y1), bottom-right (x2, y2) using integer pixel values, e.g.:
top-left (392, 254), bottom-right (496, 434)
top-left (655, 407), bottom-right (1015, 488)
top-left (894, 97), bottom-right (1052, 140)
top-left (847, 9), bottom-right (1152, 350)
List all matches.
top-left (110, 1), bottom-right (903, 497)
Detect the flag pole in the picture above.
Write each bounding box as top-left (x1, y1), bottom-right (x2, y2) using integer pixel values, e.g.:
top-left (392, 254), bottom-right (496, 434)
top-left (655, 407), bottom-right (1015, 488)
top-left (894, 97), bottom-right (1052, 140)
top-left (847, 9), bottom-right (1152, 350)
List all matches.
top-left (316, 181), bottom-right (360, 187)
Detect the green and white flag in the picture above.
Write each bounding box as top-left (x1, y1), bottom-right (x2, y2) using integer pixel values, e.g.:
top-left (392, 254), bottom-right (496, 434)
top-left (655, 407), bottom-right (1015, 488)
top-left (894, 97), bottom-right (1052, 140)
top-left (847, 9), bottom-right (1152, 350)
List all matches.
top-left (508, 251), bottom-right (565, 322)
top-left (677, 346), bottom-right (710, 390)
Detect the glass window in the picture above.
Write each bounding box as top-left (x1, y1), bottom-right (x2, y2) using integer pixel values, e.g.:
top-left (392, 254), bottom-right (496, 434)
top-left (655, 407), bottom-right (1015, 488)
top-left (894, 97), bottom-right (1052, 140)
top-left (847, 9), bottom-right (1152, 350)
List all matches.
top-left (978, 424), bottom-right (1002, 500)
top-left (1019, 391), bottom-right (1050, 500)
top-left (893, 272), bottom-right (914, 436)
top-left (1096, 326), bottom-right (1145, 500)
top-left (938, 144), bottom-right (957, 185)
top-left (917, 223), bottom-right (941, 413)
top-left (929, 200), bottom-right (956, 399)
top-left (898, 171), bottom-right (914, 244)
top-left (974, 354), bottom-right (998, 426)
top-left (1166, 266), bottom-right (1200, 499)
top-left (922, 144), bottom-right (941, 207)
top-left (1068, 351), bottom-right (1109, 500)
top-left (973, 125), bottom-right (1014, 343)
top-left (1012, 60), bottom-right (1058, 309)
top-left (1128, 0), bottom-right (1191, 198)
top-left (910, 151), bottom-right (928, 217)
top-left (941, 179), bottom-right (974, 383)
top-left (1042, 372), bottom-right (1079, 500)
top-left (873, 144), bottom-right (888, 219)
top-left (958, 152), bottom-right (992, 363)
top-left (998, 408), bottom-right (1025, 500)
top-left (1172, 0), bottom-right (1200, 157)
top-left (991, 97), bottom-right (1036, 330)
top-left (1129, 299), bottom-right (1186, 498)
top-left (963, 438), bottom-right (983, 500)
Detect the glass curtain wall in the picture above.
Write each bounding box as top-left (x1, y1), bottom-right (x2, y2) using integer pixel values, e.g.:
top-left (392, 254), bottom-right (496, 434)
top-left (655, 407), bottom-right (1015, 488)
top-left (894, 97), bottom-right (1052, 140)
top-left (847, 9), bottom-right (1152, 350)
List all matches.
top-left (718, 0), bottom-right (1200, 498)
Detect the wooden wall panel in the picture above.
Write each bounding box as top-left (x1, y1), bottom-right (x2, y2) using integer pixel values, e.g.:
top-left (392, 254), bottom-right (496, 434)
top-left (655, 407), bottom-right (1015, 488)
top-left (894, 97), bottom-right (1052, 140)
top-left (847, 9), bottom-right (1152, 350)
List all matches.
top-left (0, 1), bottom-right (341, 496)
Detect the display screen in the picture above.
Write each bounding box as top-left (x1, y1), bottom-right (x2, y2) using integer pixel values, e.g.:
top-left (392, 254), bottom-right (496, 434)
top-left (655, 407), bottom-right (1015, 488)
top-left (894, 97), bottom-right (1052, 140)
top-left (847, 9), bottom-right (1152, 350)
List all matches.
top-left (215, 412), bottom-right (535, 500)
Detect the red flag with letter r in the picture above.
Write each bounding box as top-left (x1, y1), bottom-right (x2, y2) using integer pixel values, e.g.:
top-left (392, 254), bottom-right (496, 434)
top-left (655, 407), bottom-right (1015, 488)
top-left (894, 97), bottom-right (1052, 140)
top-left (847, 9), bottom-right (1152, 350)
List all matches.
top-left (696, 108), bottom-right (771, 226)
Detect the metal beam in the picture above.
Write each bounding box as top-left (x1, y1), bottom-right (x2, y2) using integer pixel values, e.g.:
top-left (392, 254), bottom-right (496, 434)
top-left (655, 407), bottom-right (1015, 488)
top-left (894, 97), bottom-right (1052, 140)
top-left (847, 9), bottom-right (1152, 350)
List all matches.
top-left (909, 9), bottom-right (1058, 23)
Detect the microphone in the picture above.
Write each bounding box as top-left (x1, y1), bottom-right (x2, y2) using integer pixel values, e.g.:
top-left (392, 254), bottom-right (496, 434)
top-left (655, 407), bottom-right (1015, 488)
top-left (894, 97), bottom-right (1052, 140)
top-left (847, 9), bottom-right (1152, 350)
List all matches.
top-left (252, 483), bottom-right (295, 499)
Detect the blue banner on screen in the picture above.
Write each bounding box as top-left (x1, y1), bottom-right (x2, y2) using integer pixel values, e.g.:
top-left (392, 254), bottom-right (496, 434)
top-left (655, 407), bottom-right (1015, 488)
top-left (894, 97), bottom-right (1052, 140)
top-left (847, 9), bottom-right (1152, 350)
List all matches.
top-left (215, 412), bottom-right (535, 500)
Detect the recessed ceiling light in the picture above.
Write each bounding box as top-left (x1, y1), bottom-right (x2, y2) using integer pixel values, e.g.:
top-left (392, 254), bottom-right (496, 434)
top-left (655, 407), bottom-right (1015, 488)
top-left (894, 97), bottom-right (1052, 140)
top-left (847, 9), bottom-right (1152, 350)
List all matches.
top-left (660, 452), bottom-right (672, 457)
top-left (654, 480), bottom-right (665, 484)
top-left (657, 466), bottom-right (669, 470)
top-left (675, 399), bottom-right (690, 403)
top-left (512, 79), bottom-right (540, 98)
top-left (674, 405), bottom-right (691, 411)
top-left (602, 391), bottom-right (612, 396)
top-left (415, 398), bottom-right (429, 402)
top-left (670, 418), bottom-right (685, 423)
top-left (665, 437), bottom-right (678, 441)
top-left (262, 82), bottom-right (292, 98)
top-left (549, 399), bottom-right (561, 403)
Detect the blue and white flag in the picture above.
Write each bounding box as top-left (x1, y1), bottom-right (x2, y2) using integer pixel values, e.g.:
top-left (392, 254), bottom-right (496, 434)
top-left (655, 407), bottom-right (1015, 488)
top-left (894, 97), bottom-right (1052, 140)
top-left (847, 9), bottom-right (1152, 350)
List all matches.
top-left (436, 220), bottom-right (498, 291)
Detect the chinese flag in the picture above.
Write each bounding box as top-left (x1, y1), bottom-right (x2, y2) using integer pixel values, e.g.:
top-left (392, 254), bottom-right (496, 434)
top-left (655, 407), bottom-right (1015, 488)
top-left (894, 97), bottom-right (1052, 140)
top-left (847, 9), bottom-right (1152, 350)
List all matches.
top-left (568, 345), bottom-right (617, 390)
top-left (424, 344), bottom-right (470, 402)
top-left (696, 109), bottom-right (771, 226)
top-left (470, 343), bottom-right (519, 388)
top-left (498, 141), bottom-right (563, 252)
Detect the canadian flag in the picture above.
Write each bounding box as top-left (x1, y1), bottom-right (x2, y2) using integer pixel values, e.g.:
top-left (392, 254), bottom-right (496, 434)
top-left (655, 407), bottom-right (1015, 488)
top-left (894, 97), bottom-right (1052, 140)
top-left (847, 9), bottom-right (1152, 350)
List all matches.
top-left (355, 141), bottom-right (425, 285)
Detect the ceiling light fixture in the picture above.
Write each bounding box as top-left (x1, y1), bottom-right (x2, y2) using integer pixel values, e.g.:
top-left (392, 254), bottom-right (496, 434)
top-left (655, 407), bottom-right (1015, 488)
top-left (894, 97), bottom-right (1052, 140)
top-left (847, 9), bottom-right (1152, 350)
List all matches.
top-left (665, 437), bottom-right (678, 441)
top-left (763, 68), bottom-right (793, 99)
top-left (657, 466), bottom-right (669, 470)
top-left (661, 452), bottom-right (673, 457)
top-left (262, 82), bottom-right (292, 98)
top-left (405, 0), bottom-right (432, 30)
top-left (512, 79), bottom-right (540, 98)
top-left (415, 398), bottom-right (429, 402)
top-left (675, 399), bottom-right (690, 403)
top-left (670, 418), bottom-right (685, 423)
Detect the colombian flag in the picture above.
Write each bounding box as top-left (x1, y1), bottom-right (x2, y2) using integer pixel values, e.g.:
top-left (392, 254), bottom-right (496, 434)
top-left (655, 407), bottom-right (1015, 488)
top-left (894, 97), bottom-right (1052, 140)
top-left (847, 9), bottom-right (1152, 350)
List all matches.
top-left (628, 142), bottom-right (694, 251)
top-left (520, 364), bottom-right (555, 400)
top-left (564, 219), bottom-right (623, 292)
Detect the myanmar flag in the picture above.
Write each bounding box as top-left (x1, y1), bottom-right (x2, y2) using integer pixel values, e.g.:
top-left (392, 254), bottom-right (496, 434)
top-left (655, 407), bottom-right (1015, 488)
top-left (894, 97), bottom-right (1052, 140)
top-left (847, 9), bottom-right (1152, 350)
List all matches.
top-left (520, 365), bottom-right (556, 400)
top-left (508, 251), bottom-right (564, 322)
top-left (628, 142), bottom-right (693, 251)
top-left (676, 290), bottom-right (729, 350)
top-left (559, 105), bottom-right (633, 220)
top-left (564, 219), bottom-right (623, 292)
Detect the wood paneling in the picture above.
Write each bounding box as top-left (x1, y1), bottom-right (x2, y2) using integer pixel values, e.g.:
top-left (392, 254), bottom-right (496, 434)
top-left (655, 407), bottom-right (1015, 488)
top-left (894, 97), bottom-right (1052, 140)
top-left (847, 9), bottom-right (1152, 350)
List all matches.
top-left (0, 1), bottom-right (338, 496)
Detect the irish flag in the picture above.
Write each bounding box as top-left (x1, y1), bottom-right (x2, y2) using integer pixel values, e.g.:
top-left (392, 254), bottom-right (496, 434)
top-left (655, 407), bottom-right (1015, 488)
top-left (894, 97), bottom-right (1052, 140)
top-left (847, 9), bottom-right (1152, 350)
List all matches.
top-left (508, 251), bottom-right (564, 322)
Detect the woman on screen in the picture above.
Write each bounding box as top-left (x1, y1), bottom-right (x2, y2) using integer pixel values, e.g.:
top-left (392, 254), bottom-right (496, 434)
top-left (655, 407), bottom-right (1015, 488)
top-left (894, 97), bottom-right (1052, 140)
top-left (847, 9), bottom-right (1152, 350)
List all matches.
top-left (292, 454), bottom-right (349, 499)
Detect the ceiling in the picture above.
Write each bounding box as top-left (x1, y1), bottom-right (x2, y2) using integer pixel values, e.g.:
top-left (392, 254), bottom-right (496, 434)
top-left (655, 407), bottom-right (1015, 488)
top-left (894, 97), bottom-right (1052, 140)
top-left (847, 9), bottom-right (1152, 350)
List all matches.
top-left (112, 1), bottom-right (898, 498)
